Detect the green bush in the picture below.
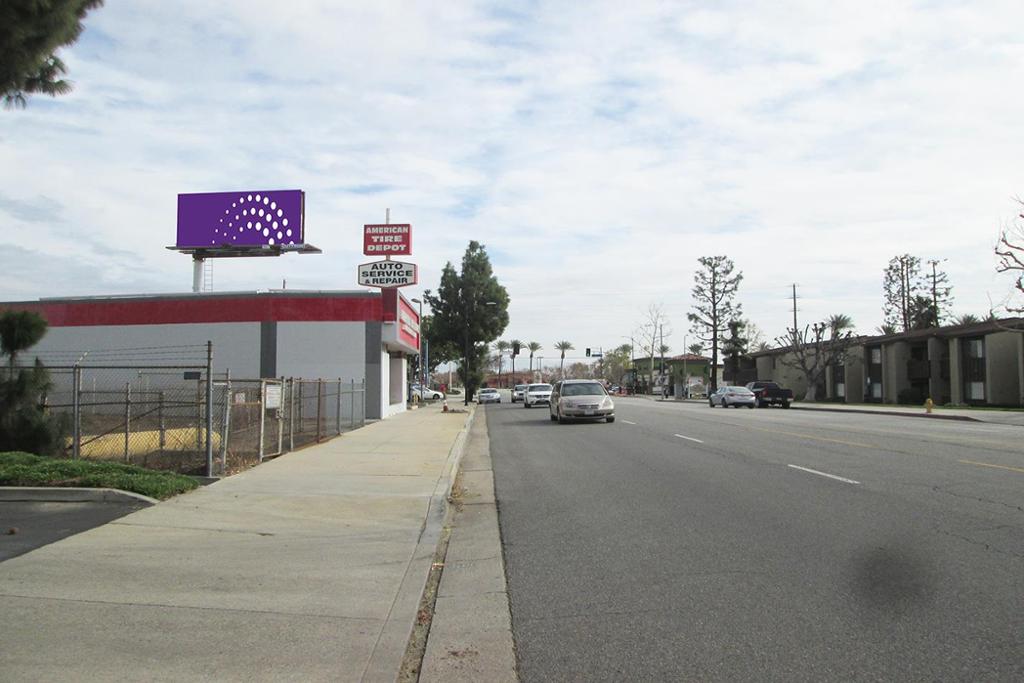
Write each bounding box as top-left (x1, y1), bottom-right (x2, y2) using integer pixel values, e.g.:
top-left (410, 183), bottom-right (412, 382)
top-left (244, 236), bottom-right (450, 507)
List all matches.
top-left (0, 451), bottom-right (199, 500)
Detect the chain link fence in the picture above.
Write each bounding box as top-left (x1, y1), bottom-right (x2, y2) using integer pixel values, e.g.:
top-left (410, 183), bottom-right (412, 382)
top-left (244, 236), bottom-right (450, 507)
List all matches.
top-left (25, 345), bottom-right (366, 477)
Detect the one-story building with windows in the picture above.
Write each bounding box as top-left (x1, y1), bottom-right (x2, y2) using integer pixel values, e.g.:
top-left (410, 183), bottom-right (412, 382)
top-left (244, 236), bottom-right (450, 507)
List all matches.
top-left (749, 318), bottom-right (1024, 406)
top-left (1, 289), bottom-right (421, 419)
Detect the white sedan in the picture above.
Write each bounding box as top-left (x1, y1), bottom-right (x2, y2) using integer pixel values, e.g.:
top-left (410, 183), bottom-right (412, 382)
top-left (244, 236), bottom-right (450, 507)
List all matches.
top-left (411, 384), bottom-right (444, 400)
top-left (709, 385), bottom-right (756, 408)
top-left (476, 388), bottom-right (501, 404)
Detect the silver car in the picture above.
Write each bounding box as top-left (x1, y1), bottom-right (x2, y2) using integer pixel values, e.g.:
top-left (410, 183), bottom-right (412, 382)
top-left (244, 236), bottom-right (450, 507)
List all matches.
top-left (549, 380), bottom-right (615, 423)
top-left (512, 384), bottom-right (527, 402)
top-left (709, 385), bottom-right (756, 408)
top-left (523, 383), bottom-right (552, 408)
top-left (476, 388), bottom-right (501, 404)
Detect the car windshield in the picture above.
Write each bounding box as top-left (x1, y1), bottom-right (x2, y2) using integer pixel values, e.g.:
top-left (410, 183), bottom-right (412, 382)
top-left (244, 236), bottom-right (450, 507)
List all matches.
top-left (728, 387), bottom-right (753, 395)
top-left (480, 389), bottom-right (497, 394)
top-left (514, 385), bottom-right (526, 390)
top-left (561, 382), bottom-right (606, 396)
top-left (527, 384), bottom-right (551, 392)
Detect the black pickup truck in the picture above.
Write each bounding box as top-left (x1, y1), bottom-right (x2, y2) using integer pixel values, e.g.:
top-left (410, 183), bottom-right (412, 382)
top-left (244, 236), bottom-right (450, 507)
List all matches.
top-left (746, 380), bottom-right (794, 408)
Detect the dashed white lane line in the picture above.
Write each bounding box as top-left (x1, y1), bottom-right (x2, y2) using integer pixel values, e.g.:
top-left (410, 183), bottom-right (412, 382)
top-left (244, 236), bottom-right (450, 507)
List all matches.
top-left (674, 434), bottom-right (704, 444)
top-left (622, 420), bottom-right (638, 425)
top-left (787, 464), bottom-right (860, 485)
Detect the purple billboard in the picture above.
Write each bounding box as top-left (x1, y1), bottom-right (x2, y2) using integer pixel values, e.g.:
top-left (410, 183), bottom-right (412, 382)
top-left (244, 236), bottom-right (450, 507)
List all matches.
top-left (176, 190), bottom-right (305, 248)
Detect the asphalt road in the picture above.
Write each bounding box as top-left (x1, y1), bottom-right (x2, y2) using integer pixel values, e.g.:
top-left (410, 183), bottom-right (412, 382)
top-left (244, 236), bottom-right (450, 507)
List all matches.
top-left (488, 396), bottom-right (1024, 682)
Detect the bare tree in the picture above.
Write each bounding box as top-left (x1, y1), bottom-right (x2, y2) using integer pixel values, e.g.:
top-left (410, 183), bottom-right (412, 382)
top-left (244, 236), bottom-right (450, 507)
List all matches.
top-left (774, 316), bottom-right (857, 402)
top-left (996, 199), bottom-right (1024, 313)
top-left (636, 304), bottom-right (672, 392)
top-left (883, 254), bottom-right (921, 332)
top-left (687, 256), bottom-right (742, 393)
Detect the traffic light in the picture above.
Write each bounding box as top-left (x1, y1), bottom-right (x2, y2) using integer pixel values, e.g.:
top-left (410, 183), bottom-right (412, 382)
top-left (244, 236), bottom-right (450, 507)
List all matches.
top-left (586, 347), bottom-right (591, 357)
top-left (512, 341), bottom-right (520, 356)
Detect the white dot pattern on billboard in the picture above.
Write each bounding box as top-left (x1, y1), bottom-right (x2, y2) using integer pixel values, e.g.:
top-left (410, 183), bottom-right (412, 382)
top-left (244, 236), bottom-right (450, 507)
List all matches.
top-left (207, 192), bottom-right (298, 247)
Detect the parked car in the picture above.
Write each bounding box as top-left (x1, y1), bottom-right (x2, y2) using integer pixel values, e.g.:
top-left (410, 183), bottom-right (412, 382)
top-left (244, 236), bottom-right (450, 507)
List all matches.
top-left (476, 387), bottom-right (501, 404)
top-left (746, 380), bottom-right (794, 408)
top-left (411, 384), bottom-right (444, 400)
top-left (512, 384), bottom-right (527, 402)
top-left (550, 380), bottom-right (615, 423)
top-left (523, 383), bottom-right (552, 408)
top-left (709, 385), bottom-right (756, 408)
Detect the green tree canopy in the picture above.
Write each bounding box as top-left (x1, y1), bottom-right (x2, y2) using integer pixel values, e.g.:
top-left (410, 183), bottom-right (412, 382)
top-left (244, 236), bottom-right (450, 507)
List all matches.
top-left (0, 310), bottom-right (48, 372)
top-left (423, 241), bottom-right (509, 400)
top-left (1, 0), bottom-right (104, 108)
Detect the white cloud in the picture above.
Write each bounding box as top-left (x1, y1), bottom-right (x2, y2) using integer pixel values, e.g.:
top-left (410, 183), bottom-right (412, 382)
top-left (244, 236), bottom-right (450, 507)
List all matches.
top-left (2, 0), bottom-right (1023, 358)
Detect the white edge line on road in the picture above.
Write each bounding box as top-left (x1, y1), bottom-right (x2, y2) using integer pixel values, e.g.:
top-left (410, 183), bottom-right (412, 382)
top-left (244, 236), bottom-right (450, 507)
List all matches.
top-left (787, 464), bottom-right (860, 485)
top-left (622, 420), bottom-right (637, 425)
top-left (674, 434), bottom-right (704, 444)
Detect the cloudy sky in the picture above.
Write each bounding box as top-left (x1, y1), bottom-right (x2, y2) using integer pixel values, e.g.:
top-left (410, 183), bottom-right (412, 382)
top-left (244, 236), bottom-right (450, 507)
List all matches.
top-left (3, 1), bottom-right (1024, 359)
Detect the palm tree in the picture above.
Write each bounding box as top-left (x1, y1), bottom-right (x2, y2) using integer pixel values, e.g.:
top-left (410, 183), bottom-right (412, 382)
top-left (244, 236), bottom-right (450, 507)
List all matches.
top-left (527, 342), bottom-right (542, 373)
top-left (953, 313), bottom-right (980, 326)
top-left (494, 340), bottom-right (510, 385)
top-left (827, 314), bottom-right (854, 334)
top-left (554, 340), bottom-right (574, 379)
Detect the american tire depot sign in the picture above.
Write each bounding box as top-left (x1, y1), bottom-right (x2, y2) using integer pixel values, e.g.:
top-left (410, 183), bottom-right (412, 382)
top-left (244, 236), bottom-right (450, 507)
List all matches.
top-left (363, 224), bottom-right (411, 255)
top-left (358, 260), bottom-right (418, 288)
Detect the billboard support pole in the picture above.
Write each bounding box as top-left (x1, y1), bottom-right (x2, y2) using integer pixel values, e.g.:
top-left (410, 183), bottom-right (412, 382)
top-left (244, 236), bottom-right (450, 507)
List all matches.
top-left (192, 257), bottom-right (204, 293)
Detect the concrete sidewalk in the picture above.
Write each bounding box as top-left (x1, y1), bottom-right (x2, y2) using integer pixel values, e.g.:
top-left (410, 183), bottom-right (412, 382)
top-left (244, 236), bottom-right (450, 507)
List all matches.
top-left (0, 403), bottom-right (474, 682)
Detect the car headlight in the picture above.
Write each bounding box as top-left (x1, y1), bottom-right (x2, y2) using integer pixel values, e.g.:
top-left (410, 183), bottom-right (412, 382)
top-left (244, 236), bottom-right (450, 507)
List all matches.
top-left (601, 397), bottom-right (613, 409)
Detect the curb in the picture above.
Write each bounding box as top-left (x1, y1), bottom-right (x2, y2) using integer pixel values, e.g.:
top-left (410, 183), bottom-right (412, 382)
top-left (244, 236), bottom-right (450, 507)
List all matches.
top-left (0, 486), bottom-right (159, 506)
top-left (788, 406), bottom-right (981, 422)
top-left (361, 404), bottom-right (478, 682)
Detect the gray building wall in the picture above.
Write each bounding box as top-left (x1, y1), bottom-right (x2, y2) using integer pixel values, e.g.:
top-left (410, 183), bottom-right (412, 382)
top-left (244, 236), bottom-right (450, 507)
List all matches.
top-left (845, 347), bottom-right (865, 403)
top-left (884, 341), bottom-right (910, 403)
top-left (926, 337), bottom-right (950, 404)
top-left (948, 338), bottom-right (963, 404)
top-left (985, 331), bottom-right (1022, 406)
top-left (275, 321), bottom-right (367, 381)
top-left (26, 322), bottom-right (262, 377)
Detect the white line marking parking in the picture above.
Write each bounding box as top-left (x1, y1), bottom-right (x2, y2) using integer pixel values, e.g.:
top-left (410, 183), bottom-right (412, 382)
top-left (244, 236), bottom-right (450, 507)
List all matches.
top-left (622, 420), bottom-right (638, 425)
top-left (786, 464), bottom-right (859, 485)
top-left (674, 434), bottom-right (704, 443)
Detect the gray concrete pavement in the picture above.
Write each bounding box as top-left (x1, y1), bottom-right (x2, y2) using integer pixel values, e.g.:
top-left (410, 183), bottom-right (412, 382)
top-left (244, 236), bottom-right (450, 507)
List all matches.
top-left (0, 403), bottom-right (474, 682)
top-left (0, 499), bottom-right (149, 563)
top-left (421, 408), bottom-right (518, 682)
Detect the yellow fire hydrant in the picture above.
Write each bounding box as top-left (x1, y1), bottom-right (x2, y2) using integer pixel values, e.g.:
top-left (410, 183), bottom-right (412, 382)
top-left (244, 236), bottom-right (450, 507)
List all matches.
top-left (925, 397), bottom-right (934, 414)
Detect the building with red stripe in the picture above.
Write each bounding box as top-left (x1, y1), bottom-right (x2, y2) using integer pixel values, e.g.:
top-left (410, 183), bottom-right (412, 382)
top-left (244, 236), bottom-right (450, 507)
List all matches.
top-left (2, 289), bottom-right (421, 420)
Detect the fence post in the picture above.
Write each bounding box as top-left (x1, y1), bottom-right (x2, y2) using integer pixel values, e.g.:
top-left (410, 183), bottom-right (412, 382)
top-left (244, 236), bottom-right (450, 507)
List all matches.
top-left (361, 378), bottom-right (366, 426)
top-left (278, 377), bottom-right (285, 456)
top-left (72, 365), bottom-right (81, 459)
top-left (288, 378), bottom-right (295, 452)
top-left (124, 382), bottom-right (131, 464)
top-left (258, 379), bottom-right (267, 462)
top-left (220, 371), bottom-right (231, 475)
top-left (158, 391), bottom-right (166, 450)
top-left (349, 379), bottom-right (355, 428)
top-left (205, 341), bottom-right (214, 478)
top-left (316, 379), bottom-right (323, 443)
top-left (336, 378), bottom-right (342, 436)
top-left (297, 379), bottom-right (303, 439)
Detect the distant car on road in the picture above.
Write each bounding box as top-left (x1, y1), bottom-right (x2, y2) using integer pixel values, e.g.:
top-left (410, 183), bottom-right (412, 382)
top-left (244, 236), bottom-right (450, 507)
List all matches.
top-left (523, 383), bottom-right (552, 408)
top-left (746, 380), bottom-right (793, 409)
top-left (476, 388), bottom-right (501, 404)
top-left (411, 384), bottom-right (444, 400)
top-left (512, 384), bottom-right (527, 403)
top-left (550, 380), bottom-right (615, 423)
top-left (709, 385), bottom-right (756, 408)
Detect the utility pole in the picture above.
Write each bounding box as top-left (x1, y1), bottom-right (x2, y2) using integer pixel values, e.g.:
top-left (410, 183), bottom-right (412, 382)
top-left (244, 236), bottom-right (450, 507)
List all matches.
top-left (927, 258), bottom-right (947, 325)
top-left (791, 283), bottom-right (799, 343)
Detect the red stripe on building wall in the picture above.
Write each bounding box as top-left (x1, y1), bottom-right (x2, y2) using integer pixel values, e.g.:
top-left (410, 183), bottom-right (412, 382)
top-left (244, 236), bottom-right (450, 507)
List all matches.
top-left (2, 295), bottom-right (384, 327)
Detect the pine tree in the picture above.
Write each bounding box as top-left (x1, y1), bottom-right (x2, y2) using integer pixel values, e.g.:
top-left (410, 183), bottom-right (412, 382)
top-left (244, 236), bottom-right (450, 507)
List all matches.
top-left (0, 1), bottom-right (105, 107)
top-left (687, 256), bottom-right (743, 393)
